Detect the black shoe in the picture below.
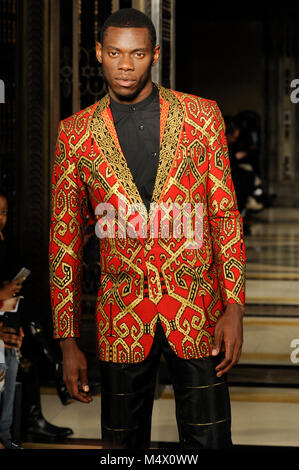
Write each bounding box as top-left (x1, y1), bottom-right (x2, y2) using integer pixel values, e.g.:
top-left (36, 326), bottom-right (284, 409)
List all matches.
top-left (2, 440), bottom-right (23, 449)
top-left (23, 405), bottom-right (73, 442)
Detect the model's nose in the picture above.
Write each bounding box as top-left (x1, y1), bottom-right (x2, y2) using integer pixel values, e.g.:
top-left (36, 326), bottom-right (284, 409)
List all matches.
top-left (118, 53), bottom-right (134, 71)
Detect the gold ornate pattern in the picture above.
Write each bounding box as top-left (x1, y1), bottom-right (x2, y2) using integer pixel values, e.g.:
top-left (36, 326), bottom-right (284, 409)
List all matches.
top-left (49, 85), bottom-right (246, 363)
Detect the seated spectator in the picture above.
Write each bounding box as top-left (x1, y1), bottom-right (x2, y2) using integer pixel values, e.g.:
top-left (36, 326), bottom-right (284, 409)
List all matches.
top-left (0, 190), bottom-right (73, 447)
top-left (225, 116), bottom-right (259, 215)
top-left (0, 313), bottom-right (24, 450)
top-left (0, 190), bottom-right (24, 449)
top-left (233, 111), bottom-right (265, 211)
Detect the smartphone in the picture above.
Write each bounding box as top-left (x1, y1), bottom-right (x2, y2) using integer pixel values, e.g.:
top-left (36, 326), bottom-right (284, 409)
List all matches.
top-left (2, 312), bottom-right (20, 336)
top-left (12, 267), bottom-right (31, 283)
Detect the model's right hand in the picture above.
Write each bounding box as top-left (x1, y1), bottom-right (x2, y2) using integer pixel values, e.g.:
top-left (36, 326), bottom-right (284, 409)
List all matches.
top-left (60, 338), bottom-right (93, 403)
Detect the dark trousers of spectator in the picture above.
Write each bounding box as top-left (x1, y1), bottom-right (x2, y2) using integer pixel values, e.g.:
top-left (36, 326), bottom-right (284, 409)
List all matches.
top-left (100, 319), bottom-right (232, 450)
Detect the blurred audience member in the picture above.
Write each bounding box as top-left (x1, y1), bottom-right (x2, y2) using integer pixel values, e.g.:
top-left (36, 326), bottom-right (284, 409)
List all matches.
top-left (0, 190), bottom-right (24, 450)
top-left (0, 190), bottom-right (73, 447)
top-left (18, 321), bottom-right (74, 442)
top-left (234, 110), bottom-right (265, 210)
top-left (225, 114), bottom-right (264, 216)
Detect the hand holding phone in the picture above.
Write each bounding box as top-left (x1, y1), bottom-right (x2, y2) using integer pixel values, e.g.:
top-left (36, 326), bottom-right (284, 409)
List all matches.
top-left (13, 267), bottom-right (31, 283)
top-left (0, 313), bottom-right (24, 347)
top-left (0, 280), bottom-right (22, 300)
top-left (0, 268), bottom-right (30, 301)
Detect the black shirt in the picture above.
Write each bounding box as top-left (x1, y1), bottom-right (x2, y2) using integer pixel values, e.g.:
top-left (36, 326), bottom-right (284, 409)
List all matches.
top-left (110, 84), bottom-right (160, 212)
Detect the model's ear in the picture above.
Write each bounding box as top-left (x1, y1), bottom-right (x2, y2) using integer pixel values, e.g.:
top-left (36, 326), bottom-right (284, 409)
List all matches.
top-left (96, 41), bottom-right (103, 64)
top-left (152, 44), bottom-right (160, 66)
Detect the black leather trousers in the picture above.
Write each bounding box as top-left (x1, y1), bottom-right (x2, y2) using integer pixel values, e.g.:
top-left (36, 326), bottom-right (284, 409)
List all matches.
top-left (100, 319), bottom-right (232, 450)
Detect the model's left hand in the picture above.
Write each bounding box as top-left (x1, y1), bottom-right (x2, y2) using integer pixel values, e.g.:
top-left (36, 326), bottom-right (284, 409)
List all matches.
top-left (211, 303), bottom-right (244, 377)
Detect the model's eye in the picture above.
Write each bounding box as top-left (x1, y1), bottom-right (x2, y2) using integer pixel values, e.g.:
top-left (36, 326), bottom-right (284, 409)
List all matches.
top-left (108, 51), bottom-right (118, 57)
top-left (135, 52), bottom-right (145, 58)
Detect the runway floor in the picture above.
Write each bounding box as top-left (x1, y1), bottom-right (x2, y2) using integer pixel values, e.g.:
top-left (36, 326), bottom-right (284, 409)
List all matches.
top-left (19, 383), bottom-right (298, 449)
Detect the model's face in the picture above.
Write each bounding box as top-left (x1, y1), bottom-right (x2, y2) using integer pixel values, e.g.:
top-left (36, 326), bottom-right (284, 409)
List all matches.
top-left (96, 26), bottom-right (160, 104)
top-left (0, 196), bottom-right (8, 232)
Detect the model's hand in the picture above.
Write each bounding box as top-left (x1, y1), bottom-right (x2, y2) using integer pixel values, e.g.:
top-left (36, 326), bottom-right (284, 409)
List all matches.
top-left (60, 338), bottom-right (93, 403)
top-left (211, 303), bottom-right (244, 377)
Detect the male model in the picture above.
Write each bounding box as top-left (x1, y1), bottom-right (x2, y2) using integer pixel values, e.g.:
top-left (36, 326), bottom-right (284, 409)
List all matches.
top-left (49, 8), bottom-right (246, 449)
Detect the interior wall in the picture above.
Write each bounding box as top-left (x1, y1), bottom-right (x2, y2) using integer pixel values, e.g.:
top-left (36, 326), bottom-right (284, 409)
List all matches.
top-left (175, 1), bottom-right (299, 206)
top-left (175, 19), bottom-right (264, 118)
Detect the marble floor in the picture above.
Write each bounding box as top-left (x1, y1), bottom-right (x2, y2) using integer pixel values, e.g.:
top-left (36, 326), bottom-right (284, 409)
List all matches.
top-left (242, 208), bottom-right (299, 369)
top-left (25, 385), bottom-right (297, 448)
top-left (23, 208), bottom-right (299, 449)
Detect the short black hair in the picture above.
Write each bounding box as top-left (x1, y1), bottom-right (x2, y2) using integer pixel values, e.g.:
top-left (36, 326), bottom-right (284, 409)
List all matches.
top-left (100, 8), bottom-right (157, 50)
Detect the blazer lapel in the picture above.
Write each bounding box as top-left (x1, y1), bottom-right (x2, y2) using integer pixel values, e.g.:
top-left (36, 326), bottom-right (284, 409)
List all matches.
top-left (89, 94), bottom-right (142, 207)
top-left (89, 84), bottom-right (185, 218)
top-left (153, 84), bottom-right (185, 207)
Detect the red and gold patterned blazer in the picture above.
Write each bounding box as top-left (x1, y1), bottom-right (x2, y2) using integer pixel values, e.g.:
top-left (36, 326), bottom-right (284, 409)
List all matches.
top-left (49, 84), bottom-right (246, 363)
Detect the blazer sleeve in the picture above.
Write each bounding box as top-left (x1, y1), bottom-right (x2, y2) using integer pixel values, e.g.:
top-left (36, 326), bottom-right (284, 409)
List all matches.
top-left (206, 101), bottom-right (246, 308)
top-left (49, 120), bottom-right (87, 339)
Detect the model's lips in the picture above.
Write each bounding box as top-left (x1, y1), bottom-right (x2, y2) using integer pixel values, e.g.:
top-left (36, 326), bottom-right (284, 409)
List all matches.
top-left (115, 78), bottom-right (136, 87)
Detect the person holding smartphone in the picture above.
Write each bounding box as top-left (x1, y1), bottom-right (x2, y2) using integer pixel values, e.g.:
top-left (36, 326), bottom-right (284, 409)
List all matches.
top-left (0, 190), bottom-right (25, 449)
top-left (1, 190), bottom-right (73, 446)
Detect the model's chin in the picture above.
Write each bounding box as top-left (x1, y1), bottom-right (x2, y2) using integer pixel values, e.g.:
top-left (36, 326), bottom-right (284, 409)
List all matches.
top-left (112, 82), bottom-right (138, 97)
top-left (110, 83), bottom-right (141, 102)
